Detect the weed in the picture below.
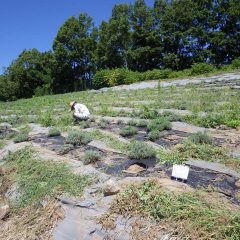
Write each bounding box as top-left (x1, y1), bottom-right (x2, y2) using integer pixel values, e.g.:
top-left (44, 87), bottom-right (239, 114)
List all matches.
top-left (128, 141), bottom-right (156, 159)
top-left (136, 120), bottom-right (148, 127)
top-left (39, 112), bottom-right (54, 127)
top-left (98, 121), bottom-right (108, 129)
top-left (111, 181), bottom-right (240, 240)
top-left (47, 127), bottom-right (61, 137)
top-left (57, 144), bottom-right (74, 155)
top-left (66, 130), bottom-right (93, 146)
top-left (83, 150), bottom-right (101, 165)
top-left (79, 121), bottom-right (90, 129)
top-left (148, 130), bottom-right (160, 141)
top-left (116, 119), bottom-right (123, 125)
top-left (127, 120), bottom-right (138, 126)
top-left (120, 126), bottom-right (138, 137)
top-left (188, 131), bottom-right (213, 145)
top-left (13, 133), bottom-right (29, 143)
top-left (4, 147), bottom-right (90, 207)
top-left (147, 117), bottom-right (172, 132)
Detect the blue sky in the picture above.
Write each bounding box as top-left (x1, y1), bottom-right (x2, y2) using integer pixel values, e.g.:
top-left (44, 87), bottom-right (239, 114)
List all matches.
top-left (0, 0), bottom-right (155, 73)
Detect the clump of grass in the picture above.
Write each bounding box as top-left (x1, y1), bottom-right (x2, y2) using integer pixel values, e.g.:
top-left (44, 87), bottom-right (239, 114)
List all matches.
top-left (39, 112), bottom-right (54, 127)
top-left (13, 133), bottom-right (29, 143)
top-left (148, 130), bottom-right (160, 141)
top-left (47, 127), bottom-right (61, 137)
top-left (116, 119), bottom-right (123, 125)
top-left (127, 120), bottom-right (138, 126)
top-left (188, 131), bottom-right (213, 145)
top-left (83, 150), bottom-right (101, 165)
top-left (157, 148), bottom-right (185, 164)
top-left (128, 141), bottom-right (156, 159)
top-left (147, 117), bottom-right (172, 132)
top-left (79, 121), bottom-right (90, 129)
top-left (136, 120), bottom-right (148, 127)
top-left (57, 144), bottom-right (74, 155)
top-left (4, 147), bottom-right (90, 207)
top-left (111, 181), bottom-right (240, 240)
top-left (120, 126), bottom-right (138, 137)
top-left (89, 116), bottom-right (95, 122)
top-left (98, 121), bottom-right (108, 129)
top-left (66, 130), bottom-right (93, 146)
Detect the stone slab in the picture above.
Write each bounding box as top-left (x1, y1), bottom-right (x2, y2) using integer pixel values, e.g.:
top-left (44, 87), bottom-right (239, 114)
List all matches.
top-left (186, 159), bottom-right (240, 178)
top-left (88, 140), bottom-right (122, 154)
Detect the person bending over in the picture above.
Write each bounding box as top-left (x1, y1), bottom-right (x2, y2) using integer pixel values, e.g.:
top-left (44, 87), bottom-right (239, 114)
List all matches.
top-left (69, 101), bottom-right (90, 121)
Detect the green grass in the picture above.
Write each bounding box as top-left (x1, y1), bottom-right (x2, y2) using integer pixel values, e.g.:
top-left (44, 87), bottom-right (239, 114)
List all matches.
top-left (111, 181), bottom-right (240, 240)
top-left (13, 133), bottom-right (29, 143)
top-left (148, 130), bottom-right (160, 141)
top-left (4, 147), bottom-right (90, 207)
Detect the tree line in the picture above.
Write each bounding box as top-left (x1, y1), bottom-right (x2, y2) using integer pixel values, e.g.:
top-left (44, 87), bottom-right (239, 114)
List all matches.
top-left (0, 0), bottom-right (239, 101)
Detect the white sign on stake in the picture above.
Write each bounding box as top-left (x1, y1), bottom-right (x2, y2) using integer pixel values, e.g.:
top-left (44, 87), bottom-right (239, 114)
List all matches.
top-left (172, 164), bottom-right (190, 181)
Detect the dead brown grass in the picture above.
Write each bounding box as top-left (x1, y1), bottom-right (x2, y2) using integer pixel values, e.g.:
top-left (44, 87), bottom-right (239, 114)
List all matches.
top-left (0, 199), bottom-right (64, 240)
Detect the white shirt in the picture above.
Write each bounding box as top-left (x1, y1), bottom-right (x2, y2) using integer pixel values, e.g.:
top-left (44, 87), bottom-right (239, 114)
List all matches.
top-left (74, 103), bottom-right (90, 118)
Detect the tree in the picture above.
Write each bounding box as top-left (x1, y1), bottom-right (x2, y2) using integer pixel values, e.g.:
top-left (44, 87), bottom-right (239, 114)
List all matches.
top-left (53, 13), bottom-right (96, 92)
top-left (128, 0), bottom-right (161, 71)
top-left (3, 49), bottom-right (54, 99)
top-left (208, 0), bottom-right (240, 64)
top-left (95, 4), bottom-right (131, 69)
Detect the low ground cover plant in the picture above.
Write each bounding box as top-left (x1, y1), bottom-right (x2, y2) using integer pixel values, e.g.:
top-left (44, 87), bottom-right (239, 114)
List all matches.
top-left (128, 141), bottom-right (156, 159)
top-left (66, 130), bottom-right (93, 146)
top-left (83, 150), bottom-right (101, 165)
top-left (147, 117), bottom-right (172, 132)
top-left (13, 133), bottom-right (29, 143)
top-left (57, 144), bottom-right (74, 155)
top-left (120, 126), bottom-right (138, 137)
top-left (47, 127), bottom-right (61, 137)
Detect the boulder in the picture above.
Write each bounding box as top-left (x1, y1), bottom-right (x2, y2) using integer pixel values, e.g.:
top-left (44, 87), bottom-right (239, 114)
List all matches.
top-left (0, 205), bottom-right (9, 220)
top-left (235, 179), bottom-right (240, 188)
top-left (154, 178), bottom-right (194, 194)
top-left (103, 179), bottom-right (121, 196)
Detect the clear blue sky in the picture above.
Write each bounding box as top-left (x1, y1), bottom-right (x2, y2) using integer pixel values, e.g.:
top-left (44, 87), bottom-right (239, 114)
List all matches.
top-left (0, 0), bottom-right (155, 73)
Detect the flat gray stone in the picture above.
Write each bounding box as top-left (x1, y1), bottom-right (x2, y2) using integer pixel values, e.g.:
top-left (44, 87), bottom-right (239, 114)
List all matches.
top-left (88, 140), bottom-right (122, 154)
top-left (186, 159), bottom-right (240, 178)
top-left (172, 121), bottom-right (207, 133)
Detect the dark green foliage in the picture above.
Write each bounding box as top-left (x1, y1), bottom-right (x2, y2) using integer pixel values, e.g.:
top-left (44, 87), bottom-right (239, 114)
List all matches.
top-left (188, 132), bottom-right (213, 145)
top-left (231, 58), bottom-right (240, 69)
top-left (148, 130), bottom-right (160, 141)
top-left (190, 63), bottom-right (215, 75)
top-left (1, 0), bottom-right (240, 100)
top-left (120, 126), bottom-right (138, 137)
top-left (147, 117), bottom-right (172, 132)
top-left (66, 131), bottom-right (93, 146)
top-left (83, 150), bottom-right (101, 165)
top-left (13, 133), bottom-right (29, 143)
top-left (57, 144), bottom-right (74, 155)
top-left (47, 128), bottom-right (61, 137)
top-left (128, 141), bottom-right (156, 159)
